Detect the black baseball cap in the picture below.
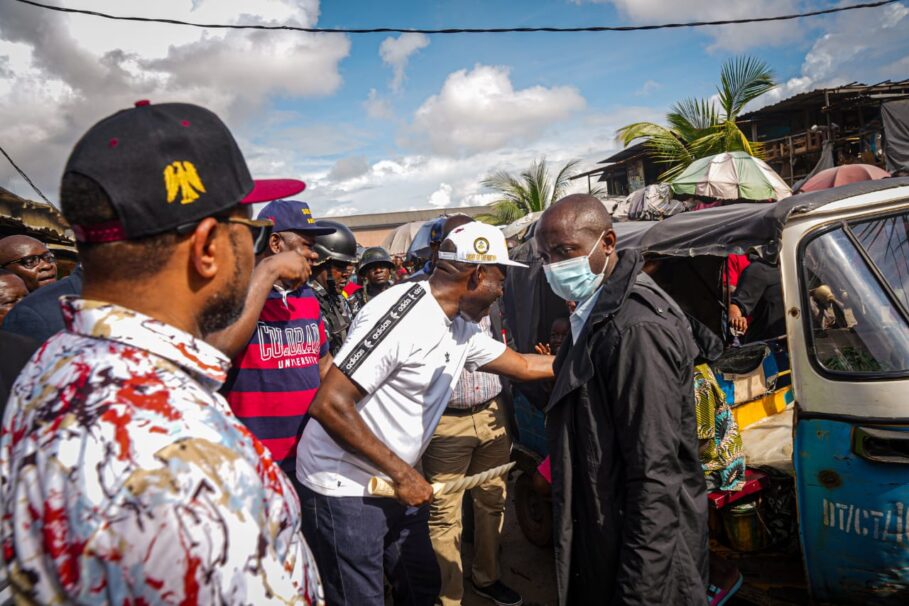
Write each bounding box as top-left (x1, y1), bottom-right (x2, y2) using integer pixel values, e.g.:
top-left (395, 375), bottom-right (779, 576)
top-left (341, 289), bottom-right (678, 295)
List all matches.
top-left (64, 100), bottom-right (306, 243)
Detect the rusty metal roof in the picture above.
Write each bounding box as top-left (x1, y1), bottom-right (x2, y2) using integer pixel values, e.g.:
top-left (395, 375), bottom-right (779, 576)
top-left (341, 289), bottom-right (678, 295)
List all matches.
top-left (0, 187), bottom-right (74, 246)
top-left (739, 79), bottom-right (909, 119)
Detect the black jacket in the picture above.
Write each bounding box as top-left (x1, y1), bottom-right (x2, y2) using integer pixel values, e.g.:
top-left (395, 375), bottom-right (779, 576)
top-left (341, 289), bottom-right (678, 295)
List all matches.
top-left (546, 250), bottom-right (708, 605)
top-left (0, 331), bottom-right (39, 416)
top-left (3, 265), bottom-right (83, 344)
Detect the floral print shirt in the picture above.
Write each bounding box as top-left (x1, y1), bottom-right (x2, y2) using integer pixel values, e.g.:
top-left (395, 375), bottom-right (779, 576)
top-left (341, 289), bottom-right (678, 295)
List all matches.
top-left (0, 298), bottom-right (323, 605)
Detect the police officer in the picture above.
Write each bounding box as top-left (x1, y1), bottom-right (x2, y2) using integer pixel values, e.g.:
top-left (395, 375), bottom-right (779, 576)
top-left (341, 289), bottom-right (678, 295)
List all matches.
top-left (357, 247), bottom-right (395, 303)
top-left (309, 220), bottom-right (359, 356)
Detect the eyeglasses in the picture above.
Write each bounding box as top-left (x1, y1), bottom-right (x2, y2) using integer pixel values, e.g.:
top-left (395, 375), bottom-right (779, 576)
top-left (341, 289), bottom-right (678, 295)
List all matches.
top-left (220, 217), bottom-right (273, 255)
top-left (1, 251), bottom-right (56, 269)
top-left (176, 216), bottom-right (273, 255)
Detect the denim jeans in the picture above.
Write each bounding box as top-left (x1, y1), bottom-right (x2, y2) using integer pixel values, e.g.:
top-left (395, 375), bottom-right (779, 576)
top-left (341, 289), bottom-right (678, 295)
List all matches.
top-left (298, 484), bottom-right (441, 606)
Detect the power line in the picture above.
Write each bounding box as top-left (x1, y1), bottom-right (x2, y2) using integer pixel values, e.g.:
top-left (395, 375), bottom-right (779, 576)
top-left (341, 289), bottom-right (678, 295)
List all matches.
top-left (12, 0), bottom-right (902, 34)
top-left (0, 143), bottom-right (51, 204)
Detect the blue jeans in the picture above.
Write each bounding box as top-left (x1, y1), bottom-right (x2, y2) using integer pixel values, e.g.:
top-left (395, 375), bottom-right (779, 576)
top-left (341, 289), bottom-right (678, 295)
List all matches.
top-left (298, 484), bottom-right (441, 606)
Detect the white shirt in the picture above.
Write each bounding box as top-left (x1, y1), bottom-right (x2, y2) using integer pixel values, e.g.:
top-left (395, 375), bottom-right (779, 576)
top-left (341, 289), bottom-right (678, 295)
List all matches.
top-left (570, 286), bottom-right (604, 343)
top-left (297, 281), bottom-right (507, 496)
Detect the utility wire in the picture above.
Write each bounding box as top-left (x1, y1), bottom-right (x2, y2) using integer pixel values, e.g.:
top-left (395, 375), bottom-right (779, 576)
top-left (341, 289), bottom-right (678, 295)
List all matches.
top-left (12, 0), bottom-right (902, 34)
top-left (0, 143), bottom-right (51, 204)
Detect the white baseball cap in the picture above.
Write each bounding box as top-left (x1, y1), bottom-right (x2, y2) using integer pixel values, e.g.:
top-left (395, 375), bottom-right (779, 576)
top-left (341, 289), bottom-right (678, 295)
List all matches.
top-left (437, 222), bottom-right (528, 268)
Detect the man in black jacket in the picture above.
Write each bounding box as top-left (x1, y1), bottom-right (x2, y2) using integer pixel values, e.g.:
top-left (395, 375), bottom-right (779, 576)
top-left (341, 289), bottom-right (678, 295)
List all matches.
top-left (535, 194), bottom-right (708, 606)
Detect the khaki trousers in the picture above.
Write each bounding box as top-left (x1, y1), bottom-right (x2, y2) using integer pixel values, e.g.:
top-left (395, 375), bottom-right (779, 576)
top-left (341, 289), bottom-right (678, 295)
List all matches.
top-left (422, 398), bottom-right (511, 606)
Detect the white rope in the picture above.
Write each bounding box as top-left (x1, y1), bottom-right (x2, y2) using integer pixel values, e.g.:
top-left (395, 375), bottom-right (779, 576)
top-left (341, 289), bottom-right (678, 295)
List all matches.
top-left (368, 461), bottom-right (516, 498)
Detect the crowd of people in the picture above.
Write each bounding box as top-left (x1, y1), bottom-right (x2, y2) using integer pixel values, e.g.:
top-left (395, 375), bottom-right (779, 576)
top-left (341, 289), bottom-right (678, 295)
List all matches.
top-left (0, 101), bottom-right (739, 606)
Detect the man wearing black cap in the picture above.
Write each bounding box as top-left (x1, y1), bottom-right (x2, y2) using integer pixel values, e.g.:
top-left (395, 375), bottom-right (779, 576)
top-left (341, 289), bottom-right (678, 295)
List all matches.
top-left (212, 199), bottom-right (335, 488)
top-left (0, 101), bottom-right (323, 604)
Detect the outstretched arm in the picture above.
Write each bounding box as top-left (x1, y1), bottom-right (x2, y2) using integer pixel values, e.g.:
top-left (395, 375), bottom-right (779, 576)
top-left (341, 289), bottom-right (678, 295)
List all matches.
top-left (480, 347), bottom-right (554, 382)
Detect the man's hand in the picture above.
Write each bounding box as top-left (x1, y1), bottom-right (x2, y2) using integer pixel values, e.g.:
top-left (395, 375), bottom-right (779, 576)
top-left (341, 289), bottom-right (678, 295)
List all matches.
top-left (534, 342), bottom-right (552, 355)
top-left (206, 250), bottom-right (313, 358)
top-left (392, 468), bottom-right (434, 507)
top-left (728, 303), bottom-right (748, 334)
top-left (264, 249), bottom-right (313, 290)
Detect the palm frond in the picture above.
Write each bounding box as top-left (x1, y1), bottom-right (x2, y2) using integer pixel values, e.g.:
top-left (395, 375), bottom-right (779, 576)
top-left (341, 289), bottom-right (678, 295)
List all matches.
top-left (668, 97), bottom-right (719, 136)
top-left (474, 199), bottom-right (524, 225)
top-left (717, 56), bottom-right (776, 119)
top-left (616, 122), bottom-right (675, 147)
top-left (551, 158), bottom-right (582, 203)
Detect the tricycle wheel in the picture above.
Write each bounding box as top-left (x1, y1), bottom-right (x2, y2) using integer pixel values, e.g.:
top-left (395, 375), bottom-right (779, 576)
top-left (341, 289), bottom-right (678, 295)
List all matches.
top-left (514, 471), bottom-right (553, 548)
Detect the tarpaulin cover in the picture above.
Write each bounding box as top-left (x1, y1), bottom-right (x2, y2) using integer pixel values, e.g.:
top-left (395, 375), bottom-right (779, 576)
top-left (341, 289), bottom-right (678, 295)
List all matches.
top-left (882, 99), bottom-right (909, 174)
top-left (621, 177), bottom-right (909, 257)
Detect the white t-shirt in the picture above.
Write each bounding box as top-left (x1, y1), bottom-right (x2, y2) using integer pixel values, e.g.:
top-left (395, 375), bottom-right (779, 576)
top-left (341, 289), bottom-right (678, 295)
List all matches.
top-left (297, 281), bottom-right (507, 496)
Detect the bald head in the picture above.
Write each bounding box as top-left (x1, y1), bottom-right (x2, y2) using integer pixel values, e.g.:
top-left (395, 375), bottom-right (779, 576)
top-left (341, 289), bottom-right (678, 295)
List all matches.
top-left (0, 235), bottom-right (57, 291)
top-left (541, 194), bottom-right (612, 239)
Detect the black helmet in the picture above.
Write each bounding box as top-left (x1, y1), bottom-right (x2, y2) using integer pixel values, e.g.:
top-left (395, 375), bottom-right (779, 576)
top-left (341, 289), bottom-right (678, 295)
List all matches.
top-left (358, 247), bottom-right (395, 275)
top-left (313, 220), bottom-right (358, 265)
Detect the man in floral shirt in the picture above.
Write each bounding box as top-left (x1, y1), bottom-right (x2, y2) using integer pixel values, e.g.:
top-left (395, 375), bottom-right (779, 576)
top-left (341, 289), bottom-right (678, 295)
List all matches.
top-left (0, 101), bottom-right (323, 604)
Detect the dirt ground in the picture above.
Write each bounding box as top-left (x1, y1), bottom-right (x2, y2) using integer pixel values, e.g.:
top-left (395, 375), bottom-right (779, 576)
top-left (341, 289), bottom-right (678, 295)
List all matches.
top-left (460, 477), bottom-right (557, 606)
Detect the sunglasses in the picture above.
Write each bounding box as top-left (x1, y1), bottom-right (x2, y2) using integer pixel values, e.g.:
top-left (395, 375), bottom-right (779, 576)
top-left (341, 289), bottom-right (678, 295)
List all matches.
top-left (176, 216), bottom-right (274, 255)
top-left (1, 251), bottom-right (56, 270)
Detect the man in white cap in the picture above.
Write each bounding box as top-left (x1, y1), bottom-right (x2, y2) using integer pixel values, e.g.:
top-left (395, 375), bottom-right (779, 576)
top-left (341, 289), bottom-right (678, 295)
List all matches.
top-left (297, 222), bottom-right (554, 606)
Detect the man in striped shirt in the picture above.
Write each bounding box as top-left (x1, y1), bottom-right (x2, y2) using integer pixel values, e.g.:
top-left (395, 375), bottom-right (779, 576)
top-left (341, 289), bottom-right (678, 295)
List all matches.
top-left (212, 200), bottom-right (335, 485)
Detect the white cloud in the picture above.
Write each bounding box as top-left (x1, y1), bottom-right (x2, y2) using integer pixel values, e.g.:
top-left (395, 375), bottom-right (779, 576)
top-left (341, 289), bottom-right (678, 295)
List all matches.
top-left (300, 104), bottom-right (664, 217)
top-left (328, 156), bottom-right (371, 182)
top-left (427, 182), bottom-right (453, 208)
top-left (379, 33), bottom-right (429, 92)
top-left (322, 205), bottom-right (358, 217)
top-left (363, 88), bottom-right (394, 119)
top-left (635, 79), bottom-right (661, 96)
top-left (0, 0), bottom-right (349, 200)
top-left (405, 64), bottom-right (586, 156)
top-left (587, 0), bottom-right (807, 52)
top-left (747, 2), bottom-right (909, 111)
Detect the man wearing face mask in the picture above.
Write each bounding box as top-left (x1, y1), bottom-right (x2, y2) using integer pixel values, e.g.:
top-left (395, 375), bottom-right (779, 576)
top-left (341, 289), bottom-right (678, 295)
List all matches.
top-left (296, 222), bottom-right (554, 606)
top-left (536, 194), bottom-right (708, 606)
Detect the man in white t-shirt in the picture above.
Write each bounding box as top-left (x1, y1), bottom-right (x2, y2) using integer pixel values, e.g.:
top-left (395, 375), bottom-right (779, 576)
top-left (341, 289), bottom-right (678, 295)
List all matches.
top-left (297, 222), bottom-right (554, 606)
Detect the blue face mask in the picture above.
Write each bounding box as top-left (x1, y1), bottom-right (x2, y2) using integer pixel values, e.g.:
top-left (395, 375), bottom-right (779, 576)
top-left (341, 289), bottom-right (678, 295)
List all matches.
top-left (543, 232), bottom-right (606, 302)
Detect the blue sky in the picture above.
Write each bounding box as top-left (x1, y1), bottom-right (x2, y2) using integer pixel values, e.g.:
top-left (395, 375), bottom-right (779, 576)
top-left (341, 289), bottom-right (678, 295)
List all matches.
top-left (1, 0), bottom-right (908, 216)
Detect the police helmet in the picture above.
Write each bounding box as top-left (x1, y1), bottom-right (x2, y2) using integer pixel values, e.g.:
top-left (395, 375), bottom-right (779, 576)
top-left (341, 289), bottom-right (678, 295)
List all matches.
top-left (313, 220), bottom-right (358, 265)
top-left (358, 247), bottom-right (395, 275)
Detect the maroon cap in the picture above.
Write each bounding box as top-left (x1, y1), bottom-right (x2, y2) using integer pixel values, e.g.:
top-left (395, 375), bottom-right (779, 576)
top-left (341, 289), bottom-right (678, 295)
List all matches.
top-left (242, 179), bottom-right (306, 204)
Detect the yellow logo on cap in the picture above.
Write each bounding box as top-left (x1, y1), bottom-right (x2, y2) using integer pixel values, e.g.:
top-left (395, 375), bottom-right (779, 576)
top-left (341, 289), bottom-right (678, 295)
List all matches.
top-left (302, 208), bottom-right (315, 224)
top-left (474, 237), bottom-right (490, 255)
top-left (164, 161), bottom-right (206, 205)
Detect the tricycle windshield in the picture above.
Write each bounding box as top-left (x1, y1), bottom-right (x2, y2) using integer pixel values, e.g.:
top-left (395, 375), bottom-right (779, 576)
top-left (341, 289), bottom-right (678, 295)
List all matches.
top-left (800, 208), bottom-right (909, 377)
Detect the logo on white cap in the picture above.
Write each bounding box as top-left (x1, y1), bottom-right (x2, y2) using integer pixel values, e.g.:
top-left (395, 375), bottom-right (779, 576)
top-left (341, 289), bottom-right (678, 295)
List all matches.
top-left (438, 222), bottom-right (528, 268)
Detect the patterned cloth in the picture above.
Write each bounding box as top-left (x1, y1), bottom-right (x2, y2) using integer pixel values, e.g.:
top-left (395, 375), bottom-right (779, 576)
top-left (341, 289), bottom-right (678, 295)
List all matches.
top-left (0, 297), bottom-right (323, 605)
top-left (447, 316), bottom-right (503, 409)
top-left (694, 363), bottom-right (746, 492)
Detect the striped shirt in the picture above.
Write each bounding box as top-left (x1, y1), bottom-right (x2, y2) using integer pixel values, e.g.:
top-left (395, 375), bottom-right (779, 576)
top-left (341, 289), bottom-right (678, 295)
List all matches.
top-left (223, 284), bottom-right (328, 476)
top-left (448, 316), bottom-right (503, 408)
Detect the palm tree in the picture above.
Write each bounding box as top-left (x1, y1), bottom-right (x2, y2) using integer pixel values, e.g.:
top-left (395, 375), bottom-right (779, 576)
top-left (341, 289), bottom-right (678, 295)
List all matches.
top-left (617, 56), bottom-right (776, 181)
top-left (476, 158), bottom-right (599, 225)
